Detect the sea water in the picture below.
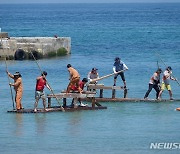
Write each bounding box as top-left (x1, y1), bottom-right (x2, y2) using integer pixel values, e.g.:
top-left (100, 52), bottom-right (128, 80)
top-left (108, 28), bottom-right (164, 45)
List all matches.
top-left (0, 3), bottom-right (180, 154)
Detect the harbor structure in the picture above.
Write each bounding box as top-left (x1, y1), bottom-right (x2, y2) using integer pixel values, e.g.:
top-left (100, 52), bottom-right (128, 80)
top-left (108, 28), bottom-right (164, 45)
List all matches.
top-left (0, 32), bottom-right (71, 60)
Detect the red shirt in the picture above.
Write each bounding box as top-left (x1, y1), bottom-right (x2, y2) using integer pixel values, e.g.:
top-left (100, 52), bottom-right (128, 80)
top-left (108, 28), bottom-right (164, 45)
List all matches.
top-left (71, 81), bottom-right (85, 91)
top-left (36, 76), bottom-right (46, 91)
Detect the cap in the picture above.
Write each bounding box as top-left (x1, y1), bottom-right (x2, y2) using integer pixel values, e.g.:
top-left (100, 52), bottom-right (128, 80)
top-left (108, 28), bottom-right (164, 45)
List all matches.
top-left (157, 68), bottom-right (162, 73)
top-left (115, 57), bottom-right (120, 61)
top-left (167, 66), bottom-right (172, 71)
top-left (42, 71), bottom-right (47, 76)
top-left (92, 67), bottom-right (98, 71)
top-left (14, 72), bottom-right (21, 77)
top-left (82, 78), bottom-right (88, 82)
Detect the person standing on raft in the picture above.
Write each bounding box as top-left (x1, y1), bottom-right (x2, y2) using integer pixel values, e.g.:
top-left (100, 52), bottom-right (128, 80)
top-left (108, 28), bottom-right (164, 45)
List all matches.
top-left (66, 64), bottom-right (82, 94)
top-left (158, 66), bottom-right (176, 100)
top-left (34, 71), bottom-right (51, 112)
top-left (144, 68), bottom-right (162, 100)
top-left (113, 57), bottom-right (128, 88)
top-left (6, 71), bottom-right (23, 110)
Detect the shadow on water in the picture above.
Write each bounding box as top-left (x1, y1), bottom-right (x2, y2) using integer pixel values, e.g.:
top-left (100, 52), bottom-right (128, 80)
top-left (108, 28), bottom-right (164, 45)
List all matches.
top-left (14, 114), bottom-right (23, 136)
top-left (34, 114), bottom-right (47, 135)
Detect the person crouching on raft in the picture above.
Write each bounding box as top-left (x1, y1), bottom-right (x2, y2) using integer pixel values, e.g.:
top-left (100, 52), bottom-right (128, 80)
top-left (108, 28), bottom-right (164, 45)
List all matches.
top-left (7, 71), bottom-right (23, 110)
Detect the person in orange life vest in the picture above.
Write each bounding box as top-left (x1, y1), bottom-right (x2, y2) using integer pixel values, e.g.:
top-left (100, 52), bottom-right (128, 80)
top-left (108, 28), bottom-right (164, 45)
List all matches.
top-left (7, 71), bottom-right (23, 110)
top-left (63, 78), bottom-right (88, 107)
top-left (66, 64), bottom-right (82, 94)
top-left (34, 71), bottom-right (51, 112)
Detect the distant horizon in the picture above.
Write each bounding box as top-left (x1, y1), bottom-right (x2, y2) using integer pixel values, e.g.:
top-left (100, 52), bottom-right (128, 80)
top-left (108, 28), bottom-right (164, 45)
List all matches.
top-left (1, 2), bottom-right (180, 4)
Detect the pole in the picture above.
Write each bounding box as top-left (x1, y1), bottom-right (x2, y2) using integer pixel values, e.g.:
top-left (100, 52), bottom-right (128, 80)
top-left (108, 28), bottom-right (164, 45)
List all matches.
top-left (155, 51), bottom-right (180, 86)
top-left (91, 69), bottom-right (127, 83)
top-left (30, 51), bottom-right (64, 111)
top-left (1, 36), bottom-right (15, 110)
top-left (5, 56), bottom-right (15, 110)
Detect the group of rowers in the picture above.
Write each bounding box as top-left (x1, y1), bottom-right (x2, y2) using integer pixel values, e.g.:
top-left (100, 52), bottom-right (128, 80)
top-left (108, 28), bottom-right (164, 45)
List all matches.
top-left (6, 56), bottom-right (177, 111)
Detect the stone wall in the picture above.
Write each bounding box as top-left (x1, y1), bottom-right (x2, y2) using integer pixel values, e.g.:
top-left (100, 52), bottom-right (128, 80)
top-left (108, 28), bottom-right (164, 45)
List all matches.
top-left (0, 35), bottom-right (71, 60)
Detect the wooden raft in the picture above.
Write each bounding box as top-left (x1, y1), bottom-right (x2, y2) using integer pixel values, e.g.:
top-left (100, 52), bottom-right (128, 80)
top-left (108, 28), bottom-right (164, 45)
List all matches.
top-left (7, 91), bottom-right (107, 113)
top-left (87, 84), bottom-right (128, 98)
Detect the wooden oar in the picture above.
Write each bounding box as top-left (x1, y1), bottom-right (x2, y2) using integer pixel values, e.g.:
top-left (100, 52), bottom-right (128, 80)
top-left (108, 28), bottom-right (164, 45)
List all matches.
top-left (1, 35), bottom-right (15, 110)
top-left (5, 57), bottom-right (15, 110)
top-left (90, 69), bottom-right (127, 83)
top-left (155, 51), bottom-right (180, 86)
top-left (29, 51), bottom-right (65, 111)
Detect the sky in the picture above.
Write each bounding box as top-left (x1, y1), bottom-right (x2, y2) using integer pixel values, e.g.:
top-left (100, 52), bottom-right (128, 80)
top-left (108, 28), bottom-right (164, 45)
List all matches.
top-left (0, 0), bottom-right (180, 4)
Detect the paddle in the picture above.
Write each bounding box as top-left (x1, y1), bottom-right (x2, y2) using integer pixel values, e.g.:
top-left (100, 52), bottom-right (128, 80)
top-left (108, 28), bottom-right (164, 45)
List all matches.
top-left (90, 69), bottom-right (128, 83)
top-left (29, 51), bottom-right (65, 111)
top-left (155, 51), bottom-right (180, 86)
top-left (1, 35), bottom-right (15, 110)
top-left (5, 57), bottom-right (15, 110)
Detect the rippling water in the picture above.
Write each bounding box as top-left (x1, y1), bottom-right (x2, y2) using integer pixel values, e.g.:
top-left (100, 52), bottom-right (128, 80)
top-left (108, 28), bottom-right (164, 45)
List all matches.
top-left (0, 3), bottom-right (180, 154)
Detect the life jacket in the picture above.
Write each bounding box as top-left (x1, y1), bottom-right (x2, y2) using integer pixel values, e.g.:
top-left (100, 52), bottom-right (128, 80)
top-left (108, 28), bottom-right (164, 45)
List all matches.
top-left (71, 81), bottom-right (84, 91)
top-left (36, 77), bottom-right (46, 91)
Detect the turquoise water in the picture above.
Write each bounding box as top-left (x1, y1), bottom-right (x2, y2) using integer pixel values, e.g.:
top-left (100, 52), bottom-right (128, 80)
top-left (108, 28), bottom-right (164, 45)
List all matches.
top-left (0, 3), bottom-right (180, 154)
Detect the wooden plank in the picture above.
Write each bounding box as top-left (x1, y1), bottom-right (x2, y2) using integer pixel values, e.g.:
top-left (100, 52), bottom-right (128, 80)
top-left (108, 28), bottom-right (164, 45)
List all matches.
top-left (82, 98), bottom-right (180, 102)
top-left (7, 106), bottom-right (107, 113)
top-left (88, 85), bottom-right (125, 90)
top-left (47, 93), bottom-right (96, 99)
top-left (61, 90), bottom-right (96, 94)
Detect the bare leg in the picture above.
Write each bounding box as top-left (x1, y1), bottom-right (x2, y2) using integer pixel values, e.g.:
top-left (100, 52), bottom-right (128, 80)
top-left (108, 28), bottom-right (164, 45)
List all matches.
top-left (34, 98), bottom-right (40, 112)
top-left (158, 90), bottom-right (163, 100)
top-left (42, 98), bottom-right (47, 110)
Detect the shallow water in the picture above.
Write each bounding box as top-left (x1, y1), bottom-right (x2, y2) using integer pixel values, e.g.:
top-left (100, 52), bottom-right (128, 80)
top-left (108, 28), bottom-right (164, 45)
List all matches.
top-left (0, 3), bottom-right (180, 154)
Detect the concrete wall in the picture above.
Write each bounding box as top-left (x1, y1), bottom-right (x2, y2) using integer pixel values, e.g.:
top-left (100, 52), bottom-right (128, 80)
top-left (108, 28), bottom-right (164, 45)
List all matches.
top-left (0, 35), bottom-right (71, 60)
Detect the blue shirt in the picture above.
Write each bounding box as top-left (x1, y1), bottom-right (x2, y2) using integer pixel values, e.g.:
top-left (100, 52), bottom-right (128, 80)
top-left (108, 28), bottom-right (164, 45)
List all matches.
top-left (113, 61), bottom-right (125, 71)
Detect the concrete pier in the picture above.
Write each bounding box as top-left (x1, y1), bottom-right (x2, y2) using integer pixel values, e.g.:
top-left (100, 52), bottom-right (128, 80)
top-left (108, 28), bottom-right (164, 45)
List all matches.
top-left (0, 32), bottom-right (71, 60)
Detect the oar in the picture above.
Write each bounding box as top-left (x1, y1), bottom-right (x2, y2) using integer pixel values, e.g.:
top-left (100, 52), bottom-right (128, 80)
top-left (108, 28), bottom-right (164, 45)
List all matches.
top-left (5, 57), bottom-right (15, 110)
top-left (155, 51), bottom-right (180, 86)
top-left (1, 35), bottom-right (15, 110)
top-left (29, 51), bottom-right (65, 111)
top-left (90, 69), bottom-right (127, 83)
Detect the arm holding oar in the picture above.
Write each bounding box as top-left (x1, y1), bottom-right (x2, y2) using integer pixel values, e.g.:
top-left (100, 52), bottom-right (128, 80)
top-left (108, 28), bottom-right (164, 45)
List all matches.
top-left (155, 51), bottom-right (180, 86)
top-left (90, 68), bottom-right (128, 83)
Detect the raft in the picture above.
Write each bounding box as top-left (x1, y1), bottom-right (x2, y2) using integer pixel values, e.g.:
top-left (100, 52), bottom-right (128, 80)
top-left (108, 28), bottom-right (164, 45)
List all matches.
top-left (7, 91), bottom-right (107, 113)
top-left (7, 105), bottom-right (107, 113)
top-left (82, 97), bottom-right (180, 102)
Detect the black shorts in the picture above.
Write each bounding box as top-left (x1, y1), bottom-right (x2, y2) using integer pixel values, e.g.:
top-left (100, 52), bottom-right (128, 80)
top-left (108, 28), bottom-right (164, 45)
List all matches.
top-left (114, 72), bottom-right (125, 81)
